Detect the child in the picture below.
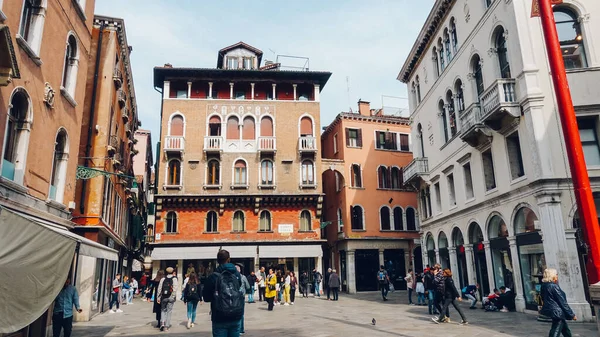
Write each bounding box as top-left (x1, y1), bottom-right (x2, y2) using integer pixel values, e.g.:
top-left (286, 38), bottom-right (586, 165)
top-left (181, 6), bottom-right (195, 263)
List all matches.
top-left (416, 273), bottom-right (426, 305)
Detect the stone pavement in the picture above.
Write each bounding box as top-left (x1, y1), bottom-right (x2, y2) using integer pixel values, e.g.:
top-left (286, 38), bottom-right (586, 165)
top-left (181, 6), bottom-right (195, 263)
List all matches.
top-left (72, 291), bottom-right (598, 337)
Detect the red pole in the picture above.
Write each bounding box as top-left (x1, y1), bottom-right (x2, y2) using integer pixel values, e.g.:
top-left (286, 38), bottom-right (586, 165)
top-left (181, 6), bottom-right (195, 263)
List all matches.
top-left (538, 0), bottom-right (600, 284)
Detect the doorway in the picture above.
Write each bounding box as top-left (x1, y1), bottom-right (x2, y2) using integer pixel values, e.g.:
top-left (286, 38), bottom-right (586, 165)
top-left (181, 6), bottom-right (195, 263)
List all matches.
top-left (355, 249), bottom-right (379, 291)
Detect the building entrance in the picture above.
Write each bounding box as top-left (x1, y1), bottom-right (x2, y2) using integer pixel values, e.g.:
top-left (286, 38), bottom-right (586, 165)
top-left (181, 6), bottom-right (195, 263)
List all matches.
top-left (355, 249), bottom-right (379, 291)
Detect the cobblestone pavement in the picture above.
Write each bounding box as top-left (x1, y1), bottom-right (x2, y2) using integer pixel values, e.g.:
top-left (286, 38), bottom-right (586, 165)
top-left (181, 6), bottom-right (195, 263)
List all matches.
top-left (73, 292), bottom-right (598, 337)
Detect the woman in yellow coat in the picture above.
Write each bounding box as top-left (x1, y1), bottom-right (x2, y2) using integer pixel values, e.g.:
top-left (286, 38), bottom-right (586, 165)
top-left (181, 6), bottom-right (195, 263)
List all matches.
top-left (265, 268), bottom-right (277, 311)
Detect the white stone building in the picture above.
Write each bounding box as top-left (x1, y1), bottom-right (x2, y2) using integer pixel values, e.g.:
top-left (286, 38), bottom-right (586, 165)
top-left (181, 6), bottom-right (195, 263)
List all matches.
top-left (398, 0), bottom-right (600, 321)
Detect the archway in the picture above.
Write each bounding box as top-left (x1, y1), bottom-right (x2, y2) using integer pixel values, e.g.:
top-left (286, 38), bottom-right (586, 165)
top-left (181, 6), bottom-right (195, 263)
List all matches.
top-left (488, 215), bottom-right (514, 291)
top-left (438, 232), bottom-right (450, 269)
top-left (452, 227), bottom-right (468, 290)
top-left (426, 234), bottom-right (436, 268)
top-left (413, 246), bottom-right (423, 273)
top-left (469, 222), bottom-right (490, 294)
top-left (514, 207), bottom-right (544, 310)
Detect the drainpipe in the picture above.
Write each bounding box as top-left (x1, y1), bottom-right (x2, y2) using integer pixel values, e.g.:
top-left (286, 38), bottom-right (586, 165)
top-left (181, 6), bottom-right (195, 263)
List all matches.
top-left (79, 23), bottom-right (105, 214)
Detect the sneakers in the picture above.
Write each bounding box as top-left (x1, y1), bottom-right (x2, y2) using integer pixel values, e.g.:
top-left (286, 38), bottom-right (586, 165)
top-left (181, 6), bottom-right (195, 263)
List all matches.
top-left (160, 325), bottom-right (165, 332)
top-left (445, 317), bottom-right (452, 323)
top-left (431, 317), bottom-right (440, 324)
top-left (460, 320), bottom-right (469, 325)
top-left (108, 310), bottom-right (115, 314)
top-left (187, 319), bottom-right (191, 329)
top-left (284, 303), bottom-right (290, 306)
top-left (116, 309), bottom-right (123, 313)
top-left (500, 308), bottom-right (509, 313)
top-left (191, 323), bottom-right (195, 328)
top-left (291, 302), bottom-right (294, 305)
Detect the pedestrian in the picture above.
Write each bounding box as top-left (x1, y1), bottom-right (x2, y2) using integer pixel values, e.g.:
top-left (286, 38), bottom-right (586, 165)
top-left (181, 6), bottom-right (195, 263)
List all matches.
top-left (416, 273), bottom-right (426, 305)
top-left (405, 268), bottom-right (415, 305)
top-left (377, 265), bottom-right (390, 301)
top-left (433, 264), bottom-right (449, 320)
top-left (424, 268), bottom-right (438, 315)
top-left (52, 276), bottom-right (82, 337)
top-left (540, 268), bottom-right (577, 336)
top-left (157, 267), bottom-right (178, 332)
top-left (313, 268), bottom-right (322, 297)
top-left (187, 263), bottom-right (196, 276)
top-left (279, 270), bottom-right (286, 304)
top-left (236, 263), bottom-right (251, 335)
top-left (463, 283), bottom-right (479, 309)
top-left (289, 271), bottom-right (297, 305)
top-left (131, 277), bottom-right (138, 300)
top-left (265, 268), bottom-right (277, 311)
top-left (203, 250), bottom-right (245, 337)
top-left (257, 266), bottom-right (267, 302)
top-left (183, 272), bottom-right (202, 329)
top-left (152, 270), bottom-right (164, 328)
top-left (140, 273), bottom-right (148, 297)
top-left (300, 271), bottom-right (309, 298)
top-left (109, 273), bottom-right (122, 313)
top-left (181, 273), bottom-right (190, 301)
top-left (432, 269), bottom-right (468, 325)
top-left (325, 267), bottom-right (332, 300)
top-left (247, 271), bottom-right (257, 303)
top-left (329, 269), bottom-right (340, 301)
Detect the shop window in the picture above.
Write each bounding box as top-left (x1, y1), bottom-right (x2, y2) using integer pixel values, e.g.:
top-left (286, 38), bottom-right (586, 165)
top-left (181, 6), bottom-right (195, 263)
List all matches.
top-left (380, 206), bottom-right (391, 230)
top-left (300, 210), bottom-right (311, 231)
top-left (259, 210), bottom-right (271, 231)
top-left (506, 131), bottom-right (525, 179)
top-left (206, 211), bottom-right (218, 232)
top-left (351, 164), bottom-right (362, 188)
top-left (165, 211), bottom-right (177, 233)
top-left (482, 148), bottom-right (497, 191)
top-left (233, 210), bottom-right (245, 232)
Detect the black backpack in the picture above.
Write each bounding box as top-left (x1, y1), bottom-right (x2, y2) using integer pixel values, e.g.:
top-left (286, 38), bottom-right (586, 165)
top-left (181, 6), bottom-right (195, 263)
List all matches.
top-left (213, 270), bottom-right (244, 317)
top-left (161, 277), bottom-right (173, 299)
top-left (186, 283), bottom-right (200, 302)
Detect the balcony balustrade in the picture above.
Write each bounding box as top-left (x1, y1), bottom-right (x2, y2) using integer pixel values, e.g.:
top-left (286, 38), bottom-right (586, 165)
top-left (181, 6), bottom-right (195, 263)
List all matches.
top-left (403, 157), bottom-right (429, 186)
top-left (479, 78), bottom-right (520, 131)
top-left (164, 136), bottom-right (185, 155)
top-left (204, 136), bottom-right (223, 152)
top-left (258, 136), bottom-right (276, 152)
top-left (298, 136), bottom-right (317, 152)
top-left (459, 103), bottom-right (492, 148)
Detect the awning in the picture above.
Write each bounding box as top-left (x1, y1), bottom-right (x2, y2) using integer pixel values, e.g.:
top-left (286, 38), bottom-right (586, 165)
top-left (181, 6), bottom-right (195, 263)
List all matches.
top-left (0, 24), bottom-right (20, 86)
top-left (259, 244), bottom-right (323, 258)
top-left (151, 246), bottom-right (221, 260)
top-left (221, 245), bottom-right (257, 258)
top-left (0, 207), bottom-right (117, 333)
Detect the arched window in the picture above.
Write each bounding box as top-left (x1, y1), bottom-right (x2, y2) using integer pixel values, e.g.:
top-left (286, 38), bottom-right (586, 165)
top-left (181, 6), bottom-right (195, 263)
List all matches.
top-left (472, 54), bottom-right (484, 97)
top-left (3, 90), bottom-right (31, 183)
top-left (18, 0), bottom-right (46, 55)
top-left (259, 210), bottom-right (272, 231)
top-left (488, 215), bottom-right (508, 239)
top-left (495, 26), bottom-right (511, 78)
top-left (406, 207), bottom-right (416, 231)
top-left (351, 164), bottom-right (362, 188)
top-left (554, 7), bottom-right (587, 69)
top-left (208, 115), bottom-right (221, 136)
top-left (451, 18), bottom-right (458, 53)
top-left (301, 160), bottom-right (315, 185)
top-left (242, 116), bottom-right (255, 140)
top-left (260, 116), bottom-right (274, 136)
top-left (380, 206), bottom-right (391, 230)
top-left (432, 47), bottom-right (440, 77)
top-left (455, 79), bottom-right (465, 112)
top-left (260, 159), bottom-right (274, 186)
top-left (439, 100), bottom-right (449, 143)
top-left (393, 207), bottom-right (404, 230)
top-left (49, 130), bottom-right (68, 202)
top-left (300, 116), bottom-right (313, 136)
top-left (351, 205), bottom-right (364, 230)
top-left (418, 123), bottom-right (425, 158)
top-left (170, 115), bottom-right (184, 136)
top-left (62, 34), bottom-right (79, 97)
top-left (207, 159), bottom-right (220, 185)
top-left (300, 210), bottom-right (311, 231)
top-left (446, 90), bottom-right (457, 137)
top-left (438, 38), bottom-right (445, 71)
top-left (165, 211), bottom-right (177, 233)
top-left (337, 208), bottom-right (343, 232)
top-left (378, 166), bottom-right (390, 189)
top-left (469, 222), bottom-right (484, 243)
top-left (444, 28), bottom-right (452, 62)
top-left (391, 167), bottom-right (402, 189)
top-left (233, 210), bottom-right (245, 232)
top-left (515, 207), bottom-right (538, 234)
top-left (168, 159), bottom-right (181, 185)
top-left (415, 76), bottom-right (422, 104)
top-left (234, 160), bottom-right (247, 185)
top-left (206, 211), bottom-right (218, 232)
top-left (227, 116), bottom-right (239, 139)
top-left (411, 82), bottom-right (417, 105)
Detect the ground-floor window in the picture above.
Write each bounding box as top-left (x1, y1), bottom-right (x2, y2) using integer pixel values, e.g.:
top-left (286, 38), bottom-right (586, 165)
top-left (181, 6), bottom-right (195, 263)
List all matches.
top-left (517, 234), bottom-right (545, 311)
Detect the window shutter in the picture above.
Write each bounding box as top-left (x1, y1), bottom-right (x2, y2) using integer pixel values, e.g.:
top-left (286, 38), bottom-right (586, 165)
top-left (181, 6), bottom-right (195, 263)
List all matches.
top-left (345, 128), bottom-right (350, 146)
top-left (357, 129), bottom-right (363, 147)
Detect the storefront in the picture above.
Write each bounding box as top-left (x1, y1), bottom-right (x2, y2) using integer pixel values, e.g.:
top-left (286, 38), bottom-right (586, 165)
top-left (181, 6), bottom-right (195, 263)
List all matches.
top-left (426, 234), bottom-right (436, 267)
top-left (488, 215), bottom-right (514, 290)
top-left (438, 232), bottom-right (450, 269)
top-left (384, 249), bottom-right (406, 290)
top-left (452, 227), bottom-right (468, 290)
top-left (514, 207), bottom-right (545, 311)
top-left (469, 222), bottom-right (490, 294)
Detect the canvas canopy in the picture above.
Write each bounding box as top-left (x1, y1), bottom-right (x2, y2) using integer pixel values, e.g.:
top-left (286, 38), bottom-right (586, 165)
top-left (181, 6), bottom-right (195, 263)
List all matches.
top-left (0, 207), bottom-right (118, 333)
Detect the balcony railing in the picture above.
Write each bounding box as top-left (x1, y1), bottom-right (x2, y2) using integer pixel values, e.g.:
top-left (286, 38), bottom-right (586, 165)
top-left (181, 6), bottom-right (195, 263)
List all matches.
top-left (298, 136), bottom-right (317, 152)
top-left (204, 136), bottom-right (223, 152)
top-left (459, 103), bottom-right (483, 132)
top-left (479, 78), bottom-right (520, 131)
top-left (403, 157), bottom-right (429, 185)
top-left (164, 136), bottom-right (185, 153)
top-left (258, 137), bottom-right (276, 152)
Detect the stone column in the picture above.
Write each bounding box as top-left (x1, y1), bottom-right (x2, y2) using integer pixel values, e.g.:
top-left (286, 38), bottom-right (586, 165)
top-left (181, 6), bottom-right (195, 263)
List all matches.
top-left (313, 84), bottom-right (320, 102)
top-left (404, 250), bottom-right (410, 275)
top-left (187, 81), bottom-right (192, 98)
top-left (152, 260), bottom-right (160, 278)
top-left (508, 236), bottom-right (525, 312)
top-left (379, 249), bottom-right (385, 267)
top-left (434, 249), bottom-right (440, 265)
top-left (483, 241), bottom-right (495, 291)
top-left (347, 250), bottom-right (356, 294)
top-left (536, 192), bottom-right (592, 321)
top-left (423, 250), bottom-right (429, 269)
top-left (177, 259), bottom-right (183, 300)
top-left (229, 83), bottom-right (234, 99)
top-left (293, 84), bottom-right (297, 101)
top-left (250, 83), bottom-right (255, 100)
top-left (208, 82), bottom-right (213, 99)
top-left (449, 247), bottom-right (460, 292)
top-left (272, 84), bottom-right (276, 100)
top-left (294, 257), bottom-right (300, 297)
top-left (464, 246), bottom-right (477, 285)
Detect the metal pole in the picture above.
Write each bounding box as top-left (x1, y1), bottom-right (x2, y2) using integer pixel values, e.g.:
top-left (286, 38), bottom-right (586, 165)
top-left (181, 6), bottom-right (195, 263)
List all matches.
top-left (538, 0), bottom-right (600, 284)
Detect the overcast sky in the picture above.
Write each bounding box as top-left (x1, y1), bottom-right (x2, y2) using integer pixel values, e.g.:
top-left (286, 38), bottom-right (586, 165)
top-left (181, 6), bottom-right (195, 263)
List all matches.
top-left (94, 0), bottom-right (434, 151)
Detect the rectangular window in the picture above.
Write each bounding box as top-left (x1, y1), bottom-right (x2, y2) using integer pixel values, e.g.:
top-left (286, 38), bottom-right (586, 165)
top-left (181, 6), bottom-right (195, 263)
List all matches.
top-left (101, 177), bottom-right (113, 225)
top-left (176, 90), bottom-right (187, 98)
top-left (463, 162), bottom-right (474, 200)
top-left (482, 149), bottom-right (497, 191)
top-left (421, 186), bottom-right (432, 218)
top-left (399, 134), bottom-right (410, 151)
top-left (434, 182), bottom-right (441, 214)
top-left (578, 117), bottom-right (600, 166)
top-left (346, 128), bottom-right (362, 147)
top-left (333, 133), bottom-right (338, 154)
top-left (243, 57), bottom-right (253, 69)
top-left (376, 131), bottom-right (398, 150)
top-left (227, 57), bottom-right (239, 69)
top-left (447, 173), bottom-right (456, 207)
top-left (234, 167), bottom-right (247, 184)
top-left (506, 131), bottom-right (525, 179)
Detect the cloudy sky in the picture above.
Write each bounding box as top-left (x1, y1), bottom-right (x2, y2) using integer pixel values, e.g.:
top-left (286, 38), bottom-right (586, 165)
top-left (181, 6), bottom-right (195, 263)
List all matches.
top-left (95, 0), bottom-right (434, 151)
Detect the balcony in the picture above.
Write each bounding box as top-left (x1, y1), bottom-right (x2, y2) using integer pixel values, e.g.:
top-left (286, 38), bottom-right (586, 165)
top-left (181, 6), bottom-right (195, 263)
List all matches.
top-left (164, 136), bottom-right (185, 155)
top-left (112, 153), bottom-right (122, 167)
top-left (298, 136), bottom-right (317, 153)
top-left (121, 106), bottom-right (129, 122)
top-left (113, 68), bottom-right (122, 88)
top-left (125, 122), bottom-right (131, 136)
top-left (258, 137), bottom-right (276, 153)
top-left (107, 135), bottom-right (118, 154)
top-left (204, 136), bottom-right (223, 152)
top-left (459, 103), bottom-right (492, 148)
top-left (403, 157), bottom-right (429, 186)
top-left (479, 78), bottom-right (520, 132)
top-left (117, 89), bottom-right (127, 108)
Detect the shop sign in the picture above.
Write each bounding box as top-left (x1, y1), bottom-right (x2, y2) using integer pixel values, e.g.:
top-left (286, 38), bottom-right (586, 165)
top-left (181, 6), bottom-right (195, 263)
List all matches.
top-left (278, 224), bottom-right (293, 234)
top-left (108, 238), bottom-right (115, 249)
top-left (155, 233), bottom-right (161, 240)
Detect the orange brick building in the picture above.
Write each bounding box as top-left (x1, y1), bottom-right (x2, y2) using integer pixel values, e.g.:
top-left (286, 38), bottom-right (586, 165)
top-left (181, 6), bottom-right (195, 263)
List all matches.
top-left (321, 101), bottom-right (420, 293)
top-left (150, 42), bottom-right (331, 290)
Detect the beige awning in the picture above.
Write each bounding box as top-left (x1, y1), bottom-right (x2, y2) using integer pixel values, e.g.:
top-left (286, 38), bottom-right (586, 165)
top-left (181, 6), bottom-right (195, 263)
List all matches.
top-left (220, 245), bottom-right (257, 258)
top-left (0, 24), bottom-right (20, 86)
top-left (151, 246), bottom-right (221, 260)
top-left (259, 244), bottom-right (323, 258)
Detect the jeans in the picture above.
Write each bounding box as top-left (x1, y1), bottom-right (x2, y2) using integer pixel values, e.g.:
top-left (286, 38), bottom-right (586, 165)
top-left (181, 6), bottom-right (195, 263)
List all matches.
top-left (161, 297), bottom-right (175, 328)
top-left (290, 288), bottom-right (296, 303)
top-left (284, 284), bottom-right (291, 303)
top-left (434, 292), bottom-right (448, 317)
top-left (331, 287), bottom-right (339, 300)
top-left (314, 282), bottom-right (320, 296)
top-left (109, 292), bottom-right (120, 309)
top-left (248, 286), bottom-right (255, 303)
top-left (381, 283), bottom-right (389, 299)
top-left (427, 291), bottom-right (435, 314)
top-left (301, 284), bottom-right (308, 297)
top-left (240, 315), bottom-right (245, 333)
top-left (326, 286), bottom-right (331, 299)
top-left (258, 287), bottom-right (265, 301)
top-left (212, 318), bottom-right (241, 337)
top-left (417, 292), bottom-right (426, 305)
top-left (549, 319), bottom-right (572, 337)
top-left (52, 313), bottom-right (73, 337)
top-left (465, 294), bottom-right (477, 308)
top-left (266, 297), bottom-right (274, 311)
top-left (408, 288), bottom-right (414, 304)
top-left (126, 289), bottom-right (133, 303)
top-left (187, 301), bottom-right (198, 323)
top-left (438, 298), bottom-right (466, 322)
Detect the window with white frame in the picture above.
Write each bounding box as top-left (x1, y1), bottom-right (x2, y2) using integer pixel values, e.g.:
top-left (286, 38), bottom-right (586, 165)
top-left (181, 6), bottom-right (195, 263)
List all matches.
top-left (391, 167), bottom-right (402, 189)
top-left (351, 164), bottom-right (362, 188)
top-left (234, 160), bottom-right (247, 185)
top-left (420, 186), bottom-right (432, 218)
top-left (176, 89), bottom-right (187, 98)
top-left (380, 206), bottom-right (391, 231)
top-left (207, 159), bottom-right (220, 186)
top-left (227, 57), bottom-right (239, 69)
top-left (49, 130), bottom-right (68, 202)
top-left (101, 176), bottom-right (114, 225)
top-left (301, 160), bottom-right (315, 185)
top-left (378, 166), bottom-right (390, 189)
top-left (259, 210), bottom-right (271, 231)
top-left (337, 208), bottom-right (343, 232)
top-left (300, 210), bottom-right (311, 231)
top-left (393, 207), bottom-right (403, 230)
top-left (506, 131), bottom-right (525, 179)
top-left (18, 0), bottom-right (46, 57)
top-left (242, 57), bottom-right (253, 69)
top-left (61, 34), bottom-right (79, 99)
top-left (406, 207), bottom-right (417, 231)
top-left (463, 162), bottom-right (474, 200)
top-left (351, 205), bottom-right (364, 230)
top-left (375, 131), bottom-right (409, 151)
top-left (434, 182), bottom-right (441, 213)
top-left (554, 7), bottom-right (587, 69)
top-left (482, 148), bottom-right (497, 191)
top-left (578, 117), bottom-right (600, 166)
top-left (2, 89), bottom-right (31, 184)
top-left (206, 211), bottom-right (218, 232)
top-left (233, 210), bottom-right (245, 232)
top-left (167, 159), bottom-right (181, 185)
top-left (447, 173), bottom-right (456, 207)
top-left (165, 211), bottom-right (177, 233)
top-left (346, 128), bottom-right (362, 147)
top-left (260, 159), bottom-right (274, 185)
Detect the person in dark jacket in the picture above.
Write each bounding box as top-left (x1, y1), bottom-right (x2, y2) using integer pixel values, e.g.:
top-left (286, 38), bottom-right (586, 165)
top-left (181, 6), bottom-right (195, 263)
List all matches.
top-left (151, 270), bottom-right (164, 328)
top-left (540, 268), bottom-right (577, 337)
top-left (300, 271), bottom-right (309, 298)
top-left (424, 268), bottom-right (438, 315)
top-left (325, 268), bottom-right (332, 300)
top-left (202, 249), bottom-right (244, 337)
top-left (246, 271), bottom-right (257, 303)
top-left (328, 269), bottom-right (341, 301)
top-left (433, 264), bottom-right (448, 318)
top-left (183, 272), bottom-right (202, 329)
top-left (433, 269), bottom-right (468, 325)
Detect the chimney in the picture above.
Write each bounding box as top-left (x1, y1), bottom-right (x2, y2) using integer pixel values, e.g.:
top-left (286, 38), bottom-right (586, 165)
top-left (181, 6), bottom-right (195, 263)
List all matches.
top-left (358, 100), bottom-right (370, 116)
top-left (164, 63), bottom-right (173, 68)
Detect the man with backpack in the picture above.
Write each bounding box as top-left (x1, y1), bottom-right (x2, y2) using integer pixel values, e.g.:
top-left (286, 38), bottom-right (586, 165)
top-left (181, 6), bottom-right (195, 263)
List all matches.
top-left (312, 269), bottom-right (322, 297)
top-left (203, 249), bottom-right (245, 337)
top-left (157, 267), bottom-right (178, 332)
top-left (377, 265), bottom-right (390, 301)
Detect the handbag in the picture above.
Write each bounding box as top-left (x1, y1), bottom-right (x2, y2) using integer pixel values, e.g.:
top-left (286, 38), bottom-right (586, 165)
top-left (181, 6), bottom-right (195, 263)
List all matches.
top-left (389, 283), bottom-right (395, 292)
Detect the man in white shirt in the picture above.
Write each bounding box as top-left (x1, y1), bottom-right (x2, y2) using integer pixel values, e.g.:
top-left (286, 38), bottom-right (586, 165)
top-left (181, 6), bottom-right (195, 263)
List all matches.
top-left (257, 266), bottom-right (266, 302)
